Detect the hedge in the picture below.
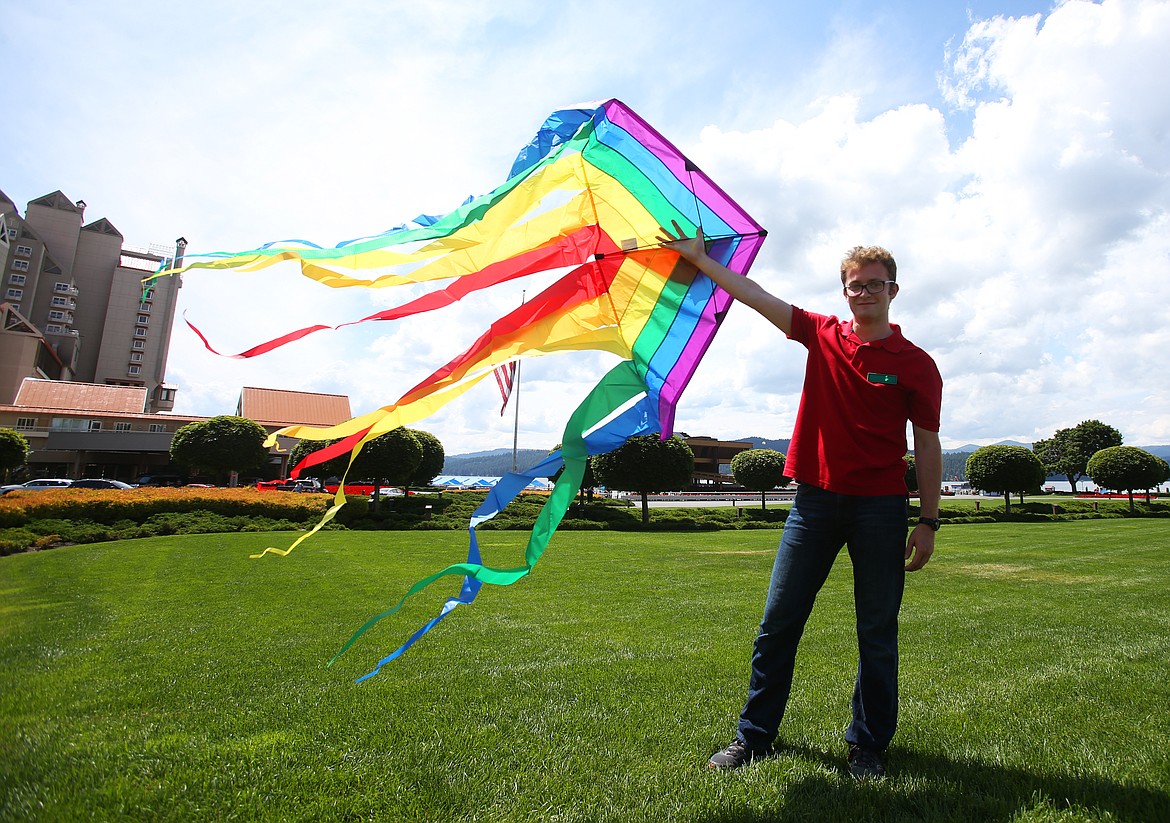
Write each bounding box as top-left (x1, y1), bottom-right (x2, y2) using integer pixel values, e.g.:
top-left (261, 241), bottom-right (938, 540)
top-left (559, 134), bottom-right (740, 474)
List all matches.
top-left (1, 489), bottom-right (1166, 556)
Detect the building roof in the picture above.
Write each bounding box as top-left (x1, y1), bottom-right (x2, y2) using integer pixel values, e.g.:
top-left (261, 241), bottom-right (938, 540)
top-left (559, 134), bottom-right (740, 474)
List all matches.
top-left (236, 387), bottom-right (352, 427)
top-left (14, 378), bottom-right (147, 413)
top-left (28, 190), bottom-right (83, 214)
top-left (83, 217), bottom-right (122, 238)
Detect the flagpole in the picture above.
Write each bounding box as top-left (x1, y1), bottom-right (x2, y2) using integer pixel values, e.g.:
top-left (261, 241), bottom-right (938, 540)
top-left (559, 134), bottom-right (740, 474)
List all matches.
top-left (511, 290), bottom-right (524, 473)
top-left (511, 360), bottom-right (521, 473)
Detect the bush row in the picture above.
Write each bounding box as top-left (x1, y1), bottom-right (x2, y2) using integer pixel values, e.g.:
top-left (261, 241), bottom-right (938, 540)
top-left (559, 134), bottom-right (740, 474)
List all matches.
top-left (0, 511), bottom-right (310, 554)
top-left (1, 490), bottom-right (1166, 555)
top-left (0, 487), bottom-right (331, 529)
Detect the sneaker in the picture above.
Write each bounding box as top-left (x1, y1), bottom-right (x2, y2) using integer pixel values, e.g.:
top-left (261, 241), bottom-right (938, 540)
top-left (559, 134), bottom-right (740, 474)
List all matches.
top-left (708, 738), bottom-right (772, 769)
top-left (847, 745), bottom-right (886, 779)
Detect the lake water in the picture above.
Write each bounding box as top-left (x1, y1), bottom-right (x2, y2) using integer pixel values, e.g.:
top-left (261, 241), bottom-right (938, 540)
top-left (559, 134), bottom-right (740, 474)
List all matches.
top-left (1041, 480), bottom-right (1168, 494)
top-left (1044, 480), bottom-right (1095, 493)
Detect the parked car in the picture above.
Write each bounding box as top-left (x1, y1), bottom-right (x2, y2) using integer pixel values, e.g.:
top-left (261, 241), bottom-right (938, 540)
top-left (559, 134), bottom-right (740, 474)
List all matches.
top-left (0, 478), bottom-right (74, 496)
top-left (257, 478), bottom-right (322, 493)
top-left (71, 478), bottom-right (136, 490)
top-left (370, 486), bottom-right (405, 499)
top-left (135, 474), bottom-right (185, 487)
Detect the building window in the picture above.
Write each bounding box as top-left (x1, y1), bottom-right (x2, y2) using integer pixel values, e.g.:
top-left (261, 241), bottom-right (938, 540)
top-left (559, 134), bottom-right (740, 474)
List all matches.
top-left (45, 324), bottom-right (64, 334)
top-left (10, 260), bottom-right (29, 272)
top-left (5, 288), bottom-right (22, 300)
top-left (130, 352), bottom-right (143, 362)
top-left (134, 327), bottom-right (147, 337)
top-left (48, 310), bottom-right (66, 321)
top-left (149, 423), bottom-right (165, 433)
top-left (143, 287), bottom-right (155, 300)
top-left (160, 388), bottom-right (175, 401)
top-left (54, 282), bottom-right (71, 293)
top-left (89, 421), bottom-right (102, 431)
top-left (132, 339), bottom-right (145, 350)
top-left (5, 228), bottom-right (16, 240)
top-left (128, 365), bottom-right (141, 375)
top-left (15, 417), bottom-right (36, 430)
top-left (51, 296), bottom-right (69, 307)
top-left (8, 273), bottom-right (25, 285)
top-left (115, 422), bottom-right (133, 432)
top-left (15, 245), bottom-right (32, 257)
top-left (137, 314), bottom-right (149, 324)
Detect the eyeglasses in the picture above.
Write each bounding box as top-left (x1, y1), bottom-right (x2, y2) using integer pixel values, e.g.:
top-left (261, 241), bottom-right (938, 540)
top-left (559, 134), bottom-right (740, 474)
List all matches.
top-left (843, 280), bottom-right (896, 297)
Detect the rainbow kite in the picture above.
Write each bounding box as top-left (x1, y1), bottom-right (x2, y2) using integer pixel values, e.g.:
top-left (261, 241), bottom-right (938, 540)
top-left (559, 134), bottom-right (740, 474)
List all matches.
top-left (149, 99), bottom-right (766, 680)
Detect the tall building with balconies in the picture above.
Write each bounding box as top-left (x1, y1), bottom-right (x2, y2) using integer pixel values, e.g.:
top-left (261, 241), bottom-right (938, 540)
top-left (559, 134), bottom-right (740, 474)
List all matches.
top-left (0, 188), bottom-right (183, 412)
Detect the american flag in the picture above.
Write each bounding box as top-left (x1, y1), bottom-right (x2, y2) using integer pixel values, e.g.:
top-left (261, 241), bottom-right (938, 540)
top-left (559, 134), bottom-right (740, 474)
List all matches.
top-left (494, 361), bottom-right (517, 415)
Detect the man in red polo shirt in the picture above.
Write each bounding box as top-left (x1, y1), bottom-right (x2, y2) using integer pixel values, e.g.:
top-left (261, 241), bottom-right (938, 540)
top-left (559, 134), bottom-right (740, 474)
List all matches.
top-left (657, 222), bottom-right (943, 779)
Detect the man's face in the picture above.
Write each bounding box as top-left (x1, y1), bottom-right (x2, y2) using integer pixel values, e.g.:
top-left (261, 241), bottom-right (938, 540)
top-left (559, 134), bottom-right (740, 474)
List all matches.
top-left (843, 261), bottom-right (898, 324)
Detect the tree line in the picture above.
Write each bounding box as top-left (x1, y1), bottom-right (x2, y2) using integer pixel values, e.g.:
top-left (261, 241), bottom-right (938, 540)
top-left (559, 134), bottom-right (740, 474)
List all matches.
top-left (963, 420), bottom-right (1169, 512)
top-left (3, 416), bottom-right (1166, 518)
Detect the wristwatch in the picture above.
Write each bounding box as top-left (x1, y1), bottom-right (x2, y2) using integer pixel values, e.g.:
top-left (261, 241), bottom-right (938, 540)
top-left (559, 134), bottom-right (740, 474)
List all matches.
top-left (918, 516), bottom-right (941, 531)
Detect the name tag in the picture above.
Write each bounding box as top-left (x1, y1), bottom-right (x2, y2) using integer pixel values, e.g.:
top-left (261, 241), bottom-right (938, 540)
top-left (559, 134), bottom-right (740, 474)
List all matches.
top-left (867, 372), bottom-right (898, 385)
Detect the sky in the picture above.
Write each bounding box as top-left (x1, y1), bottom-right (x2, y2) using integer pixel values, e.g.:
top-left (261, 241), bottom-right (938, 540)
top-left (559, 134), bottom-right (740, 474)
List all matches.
top-left (3, 0), bottom-right (1168, 455)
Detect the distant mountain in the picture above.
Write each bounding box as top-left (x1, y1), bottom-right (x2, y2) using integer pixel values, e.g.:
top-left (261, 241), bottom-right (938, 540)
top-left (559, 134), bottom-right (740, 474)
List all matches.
top-left (440, 440), bottom-right (1170, 479)
top-left (444, 447), bottom-right (513, 460)
top-left (943, 440), bottom-right (1032, 454)
top-left (443, 448), bottom-right (551, 477)
top-left (736, 436), bottom-right (792, 452)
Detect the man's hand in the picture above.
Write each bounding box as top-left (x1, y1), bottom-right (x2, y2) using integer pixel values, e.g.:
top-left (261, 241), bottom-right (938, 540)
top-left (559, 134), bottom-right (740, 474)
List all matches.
top-left (656, 220), bottom-right (794, 334)
top-left (656, 220), bottom-right (709, 264)
top-left (905, 525), bottom-right (935, 572)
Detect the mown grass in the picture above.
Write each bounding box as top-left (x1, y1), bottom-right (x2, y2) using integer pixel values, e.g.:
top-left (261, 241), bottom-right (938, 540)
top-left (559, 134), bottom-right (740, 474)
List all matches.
top-left (1, 521), bottom-right (1167, 821)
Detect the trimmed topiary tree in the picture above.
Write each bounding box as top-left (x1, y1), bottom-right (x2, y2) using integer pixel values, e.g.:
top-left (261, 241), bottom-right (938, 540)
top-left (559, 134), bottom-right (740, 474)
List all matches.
top-left (593, 434), bottom-right (694, 524)
top-left (965, 445), bottom-right (1046, 514)
top-left (170, 416), bottom-right (269, 485)
top-left (1086, 446), bottom-right (1170, 512)
top-left (351, 429), bottom-right (423, 512)
top-left (0, 427), bottom-right (30, 482)
top-left (288, 437), bottom-right (348, 482)
top-left (904, 453), bottom-right (918, 494)
top-left (730, 448), bottom-right (790, 510)
top-left (404, 428), bottom-right (445, 489)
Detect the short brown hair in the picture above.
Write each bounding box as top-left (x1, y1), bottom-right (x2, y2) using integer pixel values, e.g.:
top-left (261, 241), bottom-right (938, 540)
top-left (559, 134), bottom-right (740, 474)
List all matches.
top-left (840, 246), bottom-right (897, 284)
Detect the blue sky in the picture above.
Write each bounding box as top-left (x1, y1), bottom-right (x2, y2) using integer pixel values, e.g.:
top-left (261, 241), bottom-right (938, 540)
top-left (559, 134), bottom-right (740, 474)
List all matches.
top-left (3, 0), bottom-right (1167, 454)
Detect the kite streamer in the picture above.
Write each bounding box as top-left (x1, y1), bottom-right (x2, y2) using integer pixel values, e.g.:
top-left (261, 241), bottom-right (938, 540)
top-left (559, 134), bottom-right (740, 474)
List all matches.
top-left (151, 99), bottom-right (766, 679)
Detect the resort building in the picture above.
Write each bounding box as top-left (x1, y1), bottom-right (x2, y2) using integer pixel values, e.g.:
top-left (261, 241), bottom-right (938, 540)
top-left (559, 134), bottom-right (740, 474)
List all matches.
top-left (0, 379), bottom-right (352, 483)
top-left (685, 435), bottom-right (754, 486)
top-left (0, 189), bottom-right (184, 412)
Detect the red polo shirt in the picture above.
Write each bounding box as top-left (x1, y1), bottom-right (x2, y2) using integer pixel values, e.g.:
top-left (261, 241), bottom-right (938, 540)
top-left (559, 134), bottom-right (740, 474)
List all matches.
top-left (784, 307), bottom-right (943, 496)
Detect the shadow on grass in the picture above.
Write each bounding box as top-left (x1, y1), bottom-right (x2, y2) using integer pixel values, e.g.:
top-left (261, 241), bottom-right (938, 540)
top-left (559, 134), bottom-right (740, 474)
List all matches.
top-left (698, 744), bottom-right (1169, 822)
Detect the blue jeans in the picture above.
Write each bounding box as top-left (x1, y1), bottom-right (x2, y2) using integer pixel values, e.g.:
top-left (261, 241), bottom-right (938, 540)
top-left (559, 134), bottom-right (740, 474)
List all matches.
top-left (737, 484), bottom-right (908, 752)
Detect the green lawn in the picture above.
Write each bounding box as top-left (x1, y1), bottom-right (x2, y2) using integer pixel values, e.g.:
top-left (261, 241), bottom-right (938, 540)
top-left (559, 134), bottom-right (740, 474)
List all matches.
top-left (2, 521), bottom-right (1167, 821)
